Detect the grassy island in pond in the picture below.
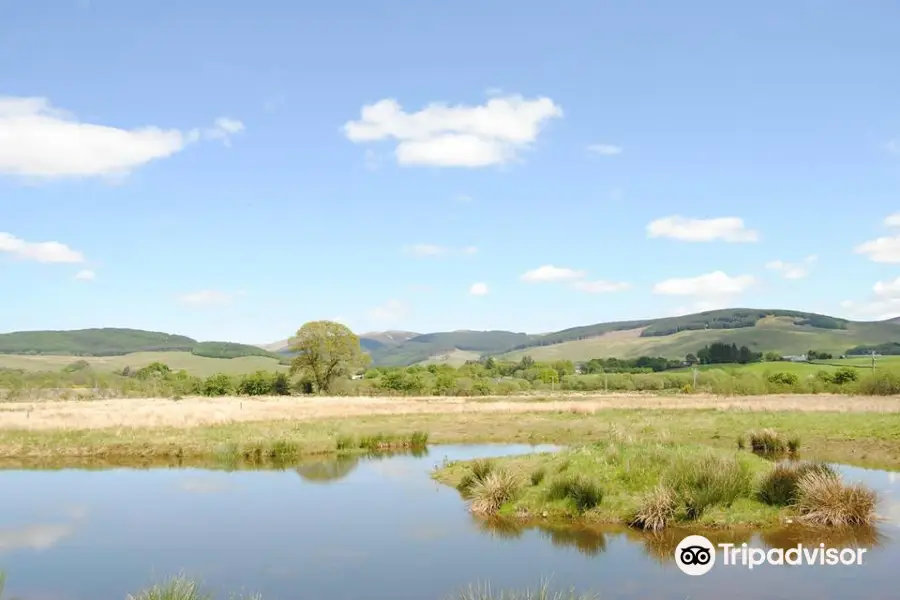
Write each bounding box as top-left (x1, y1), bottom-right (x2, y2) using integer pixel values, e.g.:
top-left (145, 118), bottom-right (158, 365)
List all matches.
top-left (433, 441), bottom-right (878, 531)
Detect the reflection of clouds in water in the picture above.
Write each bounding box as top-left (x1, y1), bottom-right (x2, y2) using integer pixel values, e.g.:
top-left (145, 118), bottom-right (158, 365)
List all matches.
top-left (178, 478), bottom-right (232, 493)
top-left (366, 461), bottom-right (417, 480)
top-left (889, 472), bottom-right (899, 484)
top-left (0, 524), bottom-right (74, 551)
top-left (883, 499), bottom-right (900, 526)
top-left (63, 505), bottom-right (87, 520)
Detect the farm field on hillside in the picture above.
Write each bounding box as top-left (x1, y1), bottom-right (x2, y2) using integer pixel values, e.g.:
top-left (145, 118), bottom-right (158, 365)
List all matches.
top-left (499, 319), bottom-right (899, 363)
top-left (0, 351), bottom-right (287, 377)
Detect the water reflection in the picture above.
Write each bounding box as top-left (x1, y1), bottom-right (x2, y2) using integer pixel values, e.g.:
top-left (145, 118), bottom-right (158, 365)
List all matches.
top-left (294, 456), bottom-right (359, 483)
top-left (0, 445), bottom-right (896, 600)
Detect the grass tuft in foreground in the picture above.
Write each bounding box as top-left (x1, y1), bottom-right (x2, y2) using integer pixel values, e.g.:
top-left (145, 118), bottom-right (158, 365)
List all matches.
top-left (756, 461), bottom-right (836, 506)
top-left (469, 470), bottom-right (522, 515)
top-left (457, 458), bottom-right (495, 496)
top-left (126, 575), bottom-right (212, 600)
top-left (454, 580), bottom-right (599, 600)
top-left (794, 470), bottom-right (878, 527)
top-left (629, 485), bottom-right (678, 532)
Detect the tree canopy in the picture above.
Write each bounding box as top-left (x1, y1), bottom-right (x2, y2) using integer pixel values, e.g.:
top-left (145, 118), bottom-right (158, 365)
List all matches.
top-left (288, 321), bottom-right (369, 393)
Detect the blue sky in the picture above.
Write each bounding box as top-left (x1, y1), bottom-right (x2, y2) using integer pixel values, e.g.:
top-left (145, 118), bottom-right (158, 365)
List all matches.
top-left (2, 0), bottom-right (900, 343)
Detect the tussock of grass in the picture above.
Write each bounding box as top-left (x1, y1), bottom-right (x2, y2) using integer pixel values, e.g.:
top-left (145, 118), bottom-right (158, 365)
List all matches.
top-left (457, 458), bottom-right (495, 496)
top-left (757, 461), bottom-right (836, 506)
top-left (454, 580), bottom-right (599, 600)
top-left (629, 485), bottom-right (677, 532)
top-left (795, 470), bottom-right (878, 527)
top-left (748, 428), bottom-right (785, 454)
top-left (126, 575), bottom-right (211, 600)
top-left (746, 429), bottom-right (800, 457)
top-left (469, 469), bottom-right (521, 515)
top-left (546, 476), bottom-right (603, 513)
top-left (123, 575), bottom-right (262, 600)
top-left (664, 454), bottom-right (752, 519)
top-left (472, 458), bottom-right (495, 481)
top-left (530, 467), bottom-right (546, 486)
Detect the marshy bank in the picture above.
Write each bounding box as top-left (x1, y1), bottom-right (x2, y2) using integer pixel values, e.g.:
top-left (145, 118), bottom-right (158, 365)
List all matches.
top-left (2, 403), bottom-right (900, 470)
top-left (0, 444), bottom-right (897, 600)
top-left (433, 436), bottom-right (880, 530)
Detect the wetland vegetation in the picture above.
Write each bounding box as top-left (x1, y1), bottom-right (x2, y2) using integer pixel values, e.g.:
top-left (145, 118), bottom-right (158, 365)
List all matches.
top-left (434, 433), bottom-right (880, 531)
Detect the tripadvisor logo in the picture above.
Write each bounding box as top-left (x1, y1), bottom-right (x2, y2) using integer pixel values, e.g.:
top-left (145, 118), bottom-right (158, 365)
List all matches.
top-left (675, 535), bottom-right (716, 576)
top-left (674, 535), bottom-right (868, 575)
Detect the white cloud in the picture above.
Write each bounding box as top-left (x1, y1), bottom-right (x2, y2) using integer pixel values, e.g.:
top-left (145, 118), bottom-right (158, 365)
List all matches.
top-left (178, 290), bottom-right (244, 306)
top-left (404, 244), bottom-right (478, 257)
top-left (855, 214), bottom-right (900, 262)
top-left (453, 193), bottom-right (474, 203)
top-left (841, 277), bottom-right (900, 320)
top-left (587, 143), bottom-right (622, 156)
top-left (369, 299), bottom-right (410, 323)
top-left (469, 282), bottom-right (489, 296)
top-left (202, 117), bottom-right (245, 147)
top-left (884, 213), bottom-right (900, 227)
top-left (0, 97), bottom-right (244, 179)
top-left (570, 280), bottom-right (630, 294)
top-left (74, 269), bottom-right (96, 281)
top-left (520, 265), bottom-right (586, 283)
top-left (654, 271), bottom-right (756, 296)
top-left (885, 139), bottom-right (899, 155)
top-left (405, 244), bottom-right (448, 257)
top-left (855, 236), bottom-right (900, 263)
top-left (646, 216), bottom-right (759, 243)
top-left (765, 255), bottom-right (817, 280)
top-left (342, 94), bottom-right (562, 168)
top-left (0, 232), bottom-right (84, 263)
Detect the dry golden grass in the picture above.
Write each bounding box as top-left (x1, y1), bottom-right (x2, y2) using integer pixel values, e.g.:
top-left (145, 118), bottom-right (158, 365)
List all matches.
top-left (1, 392), bottom-right (899, 431)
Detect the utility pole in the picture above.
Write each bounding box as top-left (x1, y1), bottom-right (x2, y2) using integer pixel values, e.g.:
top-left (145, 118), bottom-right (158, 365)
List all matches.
top-left (692, 368), bottom-right (698, 388)
top-left (872, 350), bottom-right (877, 373)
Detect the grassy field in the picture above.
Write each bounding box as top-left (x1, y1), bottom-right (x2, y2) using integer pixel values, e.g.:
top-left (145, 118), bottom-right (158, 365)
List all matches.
top-left (668, 356), bottom-right (900, 375)
top-left (1, 396), bottom-right (899, 469)
top-left (499, 317), bottom-right (900, 362)
top-left (0, 351), bottom-right (287, 377)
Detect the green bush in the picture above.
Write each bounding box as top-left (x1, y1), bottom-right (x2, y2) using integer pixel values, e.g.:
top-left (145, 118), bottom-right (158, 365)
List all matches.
top-left (202, 373), bottom-right (234, 396)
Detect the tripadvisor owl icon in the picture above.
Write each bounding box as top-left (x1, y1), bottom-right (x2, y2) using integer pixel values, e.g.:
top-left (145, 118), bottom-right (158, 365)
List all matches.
top-left (675, 535), bottom-right (716, 576)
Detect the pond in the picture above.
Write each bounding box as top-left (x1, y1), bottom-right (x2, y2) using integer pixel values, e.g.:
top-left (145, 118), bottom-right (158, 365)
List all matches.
top-left (0, 444), bottom-right (898, 600)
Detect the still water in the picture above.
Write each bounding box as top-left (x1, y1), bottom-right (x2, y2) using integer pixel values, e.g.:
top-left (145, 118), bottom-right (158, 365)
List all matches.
top-left (0, 444), bottom-right (898, 600)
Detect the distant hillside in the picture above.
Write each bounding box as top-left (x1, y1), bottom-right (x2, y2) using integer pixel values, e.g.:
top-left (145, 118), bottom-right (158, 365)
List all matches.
top-left (7, 308), bottom-right (900, 368)
top-left (498, 311), bottom-right (900, 362)
top-left (368, 330), bottom-right (535, 366)
top-left (0, 328), bottom-right (283, 361)
top-left (366, 309), bottom-right (900, 365)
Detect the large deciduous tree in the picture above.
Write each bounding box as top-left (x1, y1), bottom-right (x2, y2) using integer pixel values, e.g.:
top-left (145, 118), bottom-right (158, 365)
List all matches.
top-left (288, 321), bottom-right (368, 393)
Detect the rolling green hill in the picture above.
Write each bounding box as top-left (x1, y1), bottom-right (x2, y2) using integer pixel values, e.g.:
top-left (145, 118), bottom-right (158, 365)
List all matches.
top-left (5, 308), bottom-right (900, 370)
top-left (0, 328), bottom-right (283, 361)
top-left (365, 309), bottom-right (900, 365)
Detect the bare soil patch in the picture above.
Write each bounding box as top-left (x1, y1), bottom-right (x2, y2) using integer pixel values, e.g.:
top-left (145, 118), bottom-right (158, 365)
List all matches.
top-left (0, 393), bottom-right (897, 431)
